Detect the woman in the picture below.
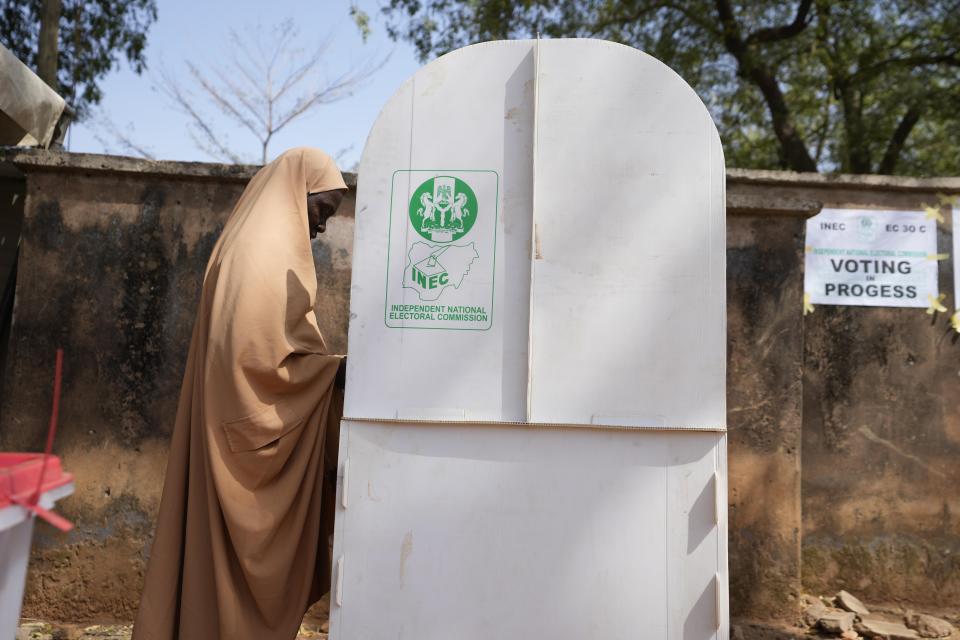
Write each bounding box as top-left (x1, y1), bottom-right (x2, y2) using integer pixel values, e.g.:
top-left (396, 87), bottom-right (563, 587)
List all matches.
top-left (133, 147), bottom-right (349, 640)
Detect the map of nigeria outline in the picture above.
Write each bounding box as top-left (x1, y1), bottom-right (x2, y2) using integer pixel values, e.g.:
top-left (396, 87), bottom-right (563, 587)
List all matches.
top-left (403, 242), bottom-right (480, 301)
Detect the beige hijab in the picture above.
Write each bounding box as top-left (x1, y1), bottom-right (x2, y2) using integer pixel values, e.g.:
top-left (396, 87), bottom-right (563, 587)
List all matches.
top-left (133, 147), bottom-right (347, 640)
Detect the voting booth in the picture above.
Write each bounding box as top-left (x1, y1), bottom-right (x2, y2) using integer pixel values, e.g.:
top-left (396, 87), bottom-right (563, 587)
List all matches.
top-left (334, 39), bottom-right (727, 639)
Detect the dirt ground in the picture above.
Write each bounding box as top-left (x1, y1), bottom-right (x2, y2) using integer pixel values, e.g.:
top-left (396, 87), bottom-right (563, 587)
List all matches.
top-left (17, 596), bottom-right (960, 640)
top-left (17, 596), bottom-right (331, 639)
top-left (16, 622), bottom-right (329, 639)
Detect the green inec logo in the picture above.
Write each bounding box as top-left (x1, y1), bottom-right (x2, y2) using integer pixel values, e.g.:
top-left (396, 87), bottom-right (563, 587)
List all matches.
top-left (409, 176), bottom-right (478, 243)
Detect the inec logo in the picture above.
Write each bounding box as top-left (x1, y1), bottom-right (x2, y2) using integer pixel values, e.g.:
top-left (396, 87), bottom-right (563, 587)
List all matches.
top-left (857, 215), bottom-right (878, 241)
top-left (409, 176), bottom-right (478, 243)
top-left (386, 168), bottom-right (498, 330)
top-left (403, 175), bottom-right (480, 301)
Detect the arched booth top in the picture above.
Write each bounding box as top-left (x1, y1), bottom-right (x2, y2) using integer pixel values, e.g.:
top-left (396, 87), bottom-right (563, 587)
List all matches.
top-left (345, 38), bottom-right (725, 430)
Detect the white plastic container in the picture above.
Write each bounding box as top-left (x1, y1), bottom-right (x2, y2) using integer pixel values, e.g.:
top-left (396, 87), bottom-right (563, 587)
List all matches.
top-left (0, 454), bottom-right (74, 639)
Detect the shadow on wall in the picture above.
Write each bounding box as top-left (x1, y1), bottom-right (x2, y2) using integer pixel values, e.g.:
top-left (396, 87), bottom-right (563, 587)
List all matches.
top-left (0, 173), bottom-right (24, 408)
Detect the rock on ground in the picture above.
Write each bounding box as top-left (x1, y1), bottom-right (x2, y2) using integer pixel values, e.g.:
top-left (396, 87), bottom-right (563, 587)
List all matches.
top-left (837, 590), bottom-right (871, 616)
top-left (904, 613), bottom-right (955, 639)
top-left (856, 617), bottom-right (920, 639)
top-left (803, 600), bottom-right (829, 627)
top-left (820, 611), bottom-right (857, 633)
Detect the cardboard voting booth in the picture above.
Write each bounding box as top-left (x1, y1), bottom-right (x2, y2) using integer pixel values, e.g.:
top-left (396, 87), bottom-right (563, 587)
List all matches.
top-left (334, 39), bottom-right (727, 639)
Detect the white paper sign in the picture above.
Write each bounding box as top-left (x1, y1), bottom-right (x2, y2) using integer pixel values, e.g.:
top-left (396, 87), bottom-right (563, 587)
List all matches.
top-left (805, 208), bottom-right (938, 308)
top-left (954, 208), bottom-right (959, 310)
top-left (384, 170), bottom-right (499, 331)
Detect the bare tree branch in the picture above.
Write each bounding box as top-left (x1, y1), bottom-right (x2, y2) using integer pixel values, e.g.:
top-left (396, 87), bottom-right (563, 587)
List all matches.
top-left (274, 45), bottom-right (329, 103)
top-left (155, 66), bottom-right (246, 164)
top-left (90, 110), bottom-right (156, 160)
top-left (156, 21), bottom-right (386, 163)
top-left (211, 66), bottom-right (270, 132)
top-left (333, 144), bottom-right (354, 164)
top-left (187, 62), bottom-right (264, 141)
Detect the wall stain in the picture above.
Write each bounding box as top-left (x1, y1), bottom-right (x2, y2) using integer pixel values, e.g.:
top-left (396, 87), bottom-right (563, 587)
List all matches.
top-left (399, 531), bottom-right (413, 588)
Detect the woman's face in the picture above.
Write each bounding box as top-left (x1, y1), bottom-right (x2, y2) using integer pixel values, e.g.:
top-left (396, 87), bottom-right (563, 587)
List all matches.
top-left (306, 189), bottom-right (346, 238)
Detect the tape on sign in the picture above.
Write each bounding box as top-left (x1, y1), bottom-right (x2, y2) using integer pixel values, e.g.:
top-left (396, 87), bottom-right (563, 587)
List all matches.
top-left (927, 253), bottom-right (949, 261)
top-left (923, 204), bottom-right (945, 224)
top-left (936, 193), bottom-right (958, 207)
top-left (952, 311), bottom-right (960, 334)
top-left (803, 292), bottom-right (815, 316)
top-left (926, 293), bottom-right (947, 315)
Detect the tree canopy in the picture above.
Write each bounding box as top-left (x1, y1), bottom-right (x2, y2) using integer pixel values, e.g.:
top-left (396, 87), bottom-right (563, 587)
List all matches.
top-left (380, 0), bottom-right (960, 175)
top-left (0, 0), bottom-right (157, 118)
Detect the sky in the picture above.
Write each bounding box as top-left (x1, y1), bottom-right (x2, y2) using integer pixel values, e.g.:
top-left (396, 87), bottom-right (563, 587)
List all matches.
top-left (66, 0), bottom-right (423, 170)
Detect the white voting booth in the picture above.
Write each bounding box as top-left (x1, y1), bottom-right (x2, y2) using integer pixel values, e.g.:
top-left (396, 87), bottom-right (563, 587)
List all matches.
top-left (334, 39), bottom-right (727, 639)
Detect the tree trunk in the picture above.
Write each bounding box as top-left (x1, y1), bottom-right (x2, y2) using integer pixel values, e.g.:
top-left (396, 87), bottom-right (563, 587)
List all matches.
top-left (837, 84), bottom-right (873, 174)
top-left (714, 0), bottom-right (817, 173)
top-left (877, 106), bottom-right (921, 175)
top-left (37, 0), bottom-right (62, 90)
top-left (741, 61), bottom-right (818, 172)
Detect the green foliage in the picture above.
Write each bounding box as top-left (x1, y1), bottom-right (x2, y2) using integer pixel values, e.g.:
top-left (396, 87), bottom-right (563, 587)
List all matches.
top-left (381, 0), bottom-right (960, 175)
top-left (0, 0), bottom-right (157, 118)
top-left (351, 3), bottom-right (372, 43)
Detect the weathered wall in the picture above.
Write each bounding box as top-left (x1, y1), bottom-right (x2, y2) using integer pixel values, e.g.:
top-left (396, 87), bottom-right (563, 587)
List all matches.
top-left (0, 150), bottom-right (355, 621)
top-left (726, 210), bottom-right (805, 619)
top-left (0, 150), bottom-right (957, 623)
top-left (731, 173), bottom-right (960, 610)
top-left (800, 204), bottom-right (960, 606)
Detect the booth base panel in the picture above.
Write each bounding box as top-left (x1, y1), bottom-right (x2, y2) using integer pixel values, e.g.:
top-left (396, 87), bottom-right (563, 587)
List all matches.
top-left (330, 420), bottom-right (729, 640)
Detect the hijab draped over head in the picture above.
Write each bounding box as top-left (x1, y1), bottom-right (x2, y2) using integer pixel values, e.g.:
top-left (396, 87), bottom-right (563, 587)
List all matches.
top-left (133, 147), bottom-right (348, 640)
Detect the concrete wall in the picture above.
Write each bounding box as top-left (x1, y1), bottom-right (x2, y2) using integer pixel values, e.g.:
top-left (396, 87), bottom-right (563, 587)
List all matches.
top-left (726, 209), bottom-right (805, 618)
top-left (798, 193), bottom-right (960, 608)
top-left (731, 172), bottom-right (960, 613)
top-left (0, 149), bottom-right (957, 623)
top-left (0, 150), bottom-right (355, 621)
